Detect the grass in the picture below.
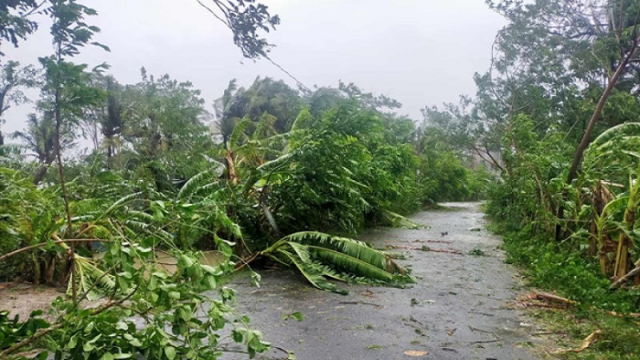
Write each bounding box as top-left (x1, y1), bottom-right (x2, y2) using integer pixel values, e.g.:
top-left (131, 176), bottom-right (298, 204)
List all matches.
top-left (532, 308), bottom-right (640, 359)
top-left (486, 220), bottom-right (640, 359)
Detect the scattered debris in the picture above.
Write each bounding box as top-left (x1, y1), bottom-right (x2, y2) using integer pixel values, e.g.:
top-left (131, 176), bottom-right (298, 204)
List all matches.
top-left (430, 248), bottom-right (463, 255)
top-left (470, 339), bottom-right (499, 344)
top-left (273, 345), bottom-right (295, 359)
top-left (361, 289), bottom-right (375, 298)
top-left (515, 292), bottom-right (578, 309)
top-left (338, 301), bottom-right (383, 309)
top-left (412, 239), bottom-right (453, 244)
top-left (532, 331), bottom-right (566, 336)
top-left (551, 330), bottom-right (602, 354)
top-left (468, 326), bottom-right (494, 334)
top-left (402, 318), bottom-right (428, 337)
top-left (383, 211), bottom-right (427, 230)
top-left (468, 248), bottom-right (485, 256)
top-left (469, 310), bottom-right (495, 317)
top-left (403, 350), bottom-right (428, 356)
top-left (409, 316), bottom-right (423, 325)
top-left (607, 310), bottom-right (640, 318)
top-left (440, 231), bottom-right (448, 237)
top-left (386, 252), bottom-right (408, 260)
top-left (515, 293), bottom-right (640, 321)
top-left (282, 311), bottom-right (304, 321)
top-left (386, 244), bottom-right (463, 255)
top-left (447, 328), bottom-right (457, 336)
top-left (610, 259), bottom-right (640, 290)
top-left (535, 292), bottom-right (578, 306)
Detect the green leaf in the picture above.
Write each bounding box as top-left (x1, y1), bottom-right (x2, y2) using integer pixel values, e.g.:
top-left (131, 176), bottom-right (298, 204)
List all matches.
top-left (165, 346), bottom-right (177, 360)
top-left (232, 329), bottom-right (243, 343)
top-left (67, 334), bottom-right (78, 349)
top-left (83, 334), bottom-right (102, 352)
top-left (112, 354), bottom-right (132, 359)
top-left (282, 311), bottom-right (304, 321)
top-left (178, 307), bottom-right (192, 321)
top-left (201, 265), bottom-right (221, 275)
top-left (264, 232), bottom-right (412, 292)
top-left (179, 254), bottom-right (194, 269)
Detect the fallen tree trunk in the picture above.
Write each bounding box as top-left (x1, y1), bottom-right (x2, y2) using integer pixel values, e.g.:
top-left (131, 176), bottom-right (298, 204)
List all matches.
top-left (610, 258), bottom-right (640, 290)
top-left (535, 292), bottom-right (578, 306)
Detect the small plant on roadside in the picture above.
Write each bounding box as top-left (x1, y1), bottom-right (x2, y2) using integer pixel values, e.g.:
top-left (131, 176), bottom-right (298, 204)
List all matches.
top-left (468, 248), bottom-right (485, 256)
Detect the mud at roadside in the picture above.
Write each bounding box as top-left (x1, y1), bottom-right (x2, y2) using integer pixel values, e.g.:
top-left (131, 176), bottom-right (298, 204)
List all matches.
top-left (0, 283), bottom-right (63, 321)
top-left (220, 202), bottom-right (545, 360)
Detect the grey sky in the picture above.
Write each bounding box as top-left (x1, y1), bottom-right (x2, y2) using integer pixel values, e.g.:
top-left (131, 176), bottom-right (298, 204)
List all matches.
top-left (2, 0), bottom-right (505, 135)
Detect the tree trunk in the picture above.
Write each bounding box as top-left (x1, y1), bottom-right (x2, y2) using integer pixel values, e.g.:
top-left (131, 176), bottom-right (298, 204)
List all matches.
top-left (614, 189), bottom-right (637, 278)
top-left (53, 73), bottom-right (77, 302)
top-left (555, 42), bottom-right (639, 241)
top-left (33, 165), bottom-right (48, 185)
top-left (225, 150), bottom-right (239, 184)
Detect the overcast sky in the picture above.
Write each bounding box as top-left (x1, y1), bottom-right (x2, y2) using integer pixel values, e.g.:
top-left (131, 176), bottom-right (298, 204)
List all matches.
top-left (2, 0), bottom-right (505, 135)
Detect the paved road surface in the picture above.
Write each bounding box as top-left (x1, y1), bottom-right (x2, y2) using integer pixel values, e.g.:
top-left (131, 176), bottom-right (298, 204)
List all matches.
top-left (221, 203), bottom-right (542, 360)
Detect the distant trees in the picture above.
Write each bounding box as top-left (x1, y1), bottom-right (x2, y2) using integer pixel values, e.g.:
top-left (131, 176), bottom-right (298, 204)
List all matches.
top-left (214, 76), bottom-right (302, 136)
top-left (12, 112), bottom-right (69, 184)
top-left (0, 61), bottom-right (37, 146)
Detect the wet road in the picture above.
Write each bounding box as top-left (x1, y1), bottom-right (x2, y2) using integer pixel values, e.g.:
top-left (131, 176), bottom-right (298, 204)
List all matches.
top-left (220, 203), bottom-right (542, 360)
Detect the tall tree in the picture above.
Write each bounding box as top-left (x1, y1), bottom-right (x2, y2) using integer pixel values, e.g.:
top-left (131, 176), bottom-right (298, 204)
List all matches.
top-left (0, 61), bottom-right (37, 146)
top-left (101, 76), bottom-right (122, 160)
top-left (216, 77), bottom-right (301, 134)
top-left (38, 0), bottom-right (106, 302)
top-left (468, 0), bottom-right (640, 238)
top-left (120, 70), bottom-right (210, 188)
top-left (487, 0), bottom-right (640, 177)
top-left (80, 74), bottom-right (123, 160)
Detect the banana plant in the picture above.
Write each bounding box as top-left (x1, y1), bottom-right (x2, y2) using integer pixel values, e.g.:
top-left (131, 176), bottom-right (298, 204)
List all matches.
top-left (613, 171), bottom-right (640, 278)
top-left (581, 123), bottom-right (640, 279)
top-left (586, 181), bottom-right (626, 275)
top-left (259, 231), bottom-right (413, 294)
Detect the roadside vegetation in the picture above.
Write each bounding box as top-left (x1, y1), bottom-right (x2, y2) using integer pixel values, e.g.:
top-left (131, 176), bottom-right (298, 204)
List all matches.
top-left (422, 0), bottom-right (640, 357)
top-left (5, 0), bottom-right (640, 358)
top-left (0, 1), bottom-right (489, 359)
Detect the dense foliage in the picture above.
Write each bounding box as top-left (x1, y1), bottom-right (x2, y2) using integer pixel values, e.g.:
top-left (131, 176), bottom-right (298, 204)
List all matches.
top-left (0, 1), bottom-right (491, 358)
top-left (407, 3), bottom-right (640, 356)
top-left (418, 0), bottom-right (640, 330)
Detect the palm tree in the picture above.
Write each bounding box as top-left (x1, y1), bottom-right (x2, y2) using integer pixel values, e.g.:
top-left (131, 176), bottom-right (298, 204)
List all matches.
top-left (100, 76), bottom-right (123, 160)
top-left (0, 61), bottom-right (38, 147)
top-left (12, 112), bottom-right (73, 184)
